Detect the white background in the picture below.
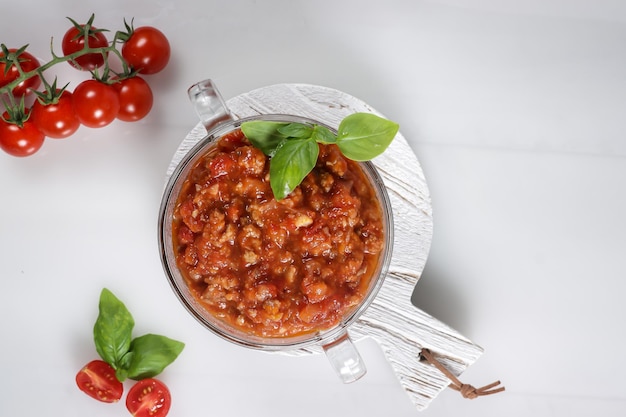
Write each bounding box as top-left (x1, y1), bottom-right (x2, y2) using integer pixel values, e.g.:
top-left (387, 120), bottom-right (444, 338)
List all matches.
top-left (1, 1), bottom-right (625, 416)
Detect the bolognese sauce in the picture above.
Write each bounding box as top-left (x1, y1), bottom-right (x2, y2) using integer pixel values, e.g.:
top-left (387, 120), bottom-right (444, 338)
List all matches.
top-left (172, 129), bottom-right (385, 338)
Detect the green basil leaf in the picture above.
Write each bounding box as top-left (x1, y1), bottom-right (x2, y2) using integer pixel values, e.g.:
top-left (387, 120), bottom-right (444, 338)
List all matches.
top-left (115, 352), bottom-right (134, 381)
top-left (124, 334), bottom-right (185, 381)
top-left (277, 123), bottom-right (314, 139)
top-left (311, 124), bottom-right (337, 144)
top-left (270, 138), bottom-right (319, 200)
top-left (336, 112), bottom-right (399, 161)
top-left (93, 288), bottom-right (134, 369)
top-left (242, 114), bottom-right (398, 201)
top-left (241, 121), bottom-right (289, 156)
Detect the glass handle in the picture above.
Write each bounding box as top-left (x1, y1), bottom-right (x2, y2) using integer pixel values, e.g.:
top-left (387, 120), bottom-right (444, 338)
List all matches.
top-left (187, 79), bottom-right (233, 132)
top-left (322, 331), bottom-right (367, 383)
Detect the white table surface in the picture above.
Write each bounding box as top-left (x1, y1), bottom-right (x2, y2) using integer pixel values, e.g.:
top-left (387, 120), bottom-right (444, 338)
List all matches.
top-left (1, 1), bottom-right (625, 416)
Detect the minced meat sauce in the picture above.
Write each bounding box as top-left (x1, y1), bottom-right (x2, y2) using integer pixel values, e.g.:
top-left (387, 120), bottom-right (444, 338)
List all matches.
top-left (172, 129), bottom-right (385, 338)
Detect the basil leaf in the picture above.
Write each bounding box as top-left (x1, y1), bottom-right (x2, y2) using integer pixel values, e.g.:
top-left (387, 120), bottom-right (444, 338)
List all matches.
top-left (124, 334), bottom-right (185, 381)
top-left (336, 113), bottom-right (399, 161)
top-left (311, 124), bottom-right (337, 144)
top-left (115, 352), bottom-right (134, 381)
top-left (270, 138), bottom-right (319, 200)
top-left (93, 289), bottom-right (134, 369)
top-left (241, 121), bottom-right (289, 156)
top-left (241, 114), bottom-right (398, 200)
top-left (277, 123), bottom-right (314, 139)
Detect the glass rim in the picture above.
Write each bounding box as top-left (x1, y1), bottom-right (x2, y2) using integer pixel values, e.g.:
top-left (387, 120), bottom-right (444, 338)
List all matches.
top-left (157, 113), bottom-right (394, 350)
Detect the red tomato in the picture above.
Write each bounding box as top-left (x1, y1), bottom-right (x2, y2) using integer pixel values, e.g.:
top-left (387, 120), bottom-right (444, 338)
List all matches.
top-left (72, 80), bottom-right (120, 128)
top-left (126, 378), bottom-right (172, 417)
top-left (209, 153), bottom-right (236, 178)
top-left (113, 76), bottom-right (153, 122)
top-left (0, 118), bottom-right (45, 157)
top-left (0, 49), bottom-right (41, 96)
top-left (30, 91), bottom-right (80, 139)
top-left (122, 27), bottom-right (170, 75)
top-left (62, 24), bottom-right (109, 70)
top-left (75, 360), bottom-right (123, 403)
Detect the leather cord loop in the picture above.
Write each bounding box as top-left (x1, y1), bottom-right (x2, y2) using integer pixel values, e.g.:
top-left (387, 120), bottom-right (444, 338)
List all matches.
top-left (420, 348), bottom-right (505, 399)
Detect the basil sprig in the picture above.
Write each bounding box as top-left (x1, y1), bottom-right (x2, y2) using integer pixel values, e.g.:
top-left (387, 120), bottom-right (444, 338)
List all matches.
top-left (93, 289), bottom-right (185, 382)
top-left (241, 112), bottom-right (398, 200)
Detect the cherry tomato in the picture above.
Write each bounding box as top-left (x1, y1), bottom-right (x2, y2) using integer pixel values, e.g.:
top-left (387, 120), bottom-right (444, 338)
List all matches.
top-left (122, 27), bottom-right (170, 75)
top-left (0, 117), bottom-right (45, 157)
top-left (72, 80), bottom-right (120, 128)
top-left (75, 360), bottom-right (123, 403)
top-left (30, 91), bottom-right (80, 139)
top-left (126, 378), bottom-right (171, 417)
top-left (0, 49), bottom-right (41, 96)
top-left (62, 24), bottom-right (109, 70)
top-left (113, 76), bottom-right (153, 122)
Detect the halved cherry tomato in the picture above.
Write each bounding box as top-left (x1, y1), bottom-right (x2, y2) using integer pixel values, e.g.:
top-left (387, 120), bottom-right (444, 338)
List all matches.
top-left (126, 378), bottom-right (171, 417)
top-left (30, 90), bottom-right (80, 138)
top-left (75, 360), bottom-right (123, 403)
top-left (72, 80), bottom-right (120, 128)
top-left (0, 117), bottom-right (45, 157)
top-left (0, 49), bottom-right (41, 96)
top-left (62, 22), bottom-right (109, 70)
top-left (122, 26), bottom-right (170, 75)
top-left (113, 76), bottom-right (153, 122)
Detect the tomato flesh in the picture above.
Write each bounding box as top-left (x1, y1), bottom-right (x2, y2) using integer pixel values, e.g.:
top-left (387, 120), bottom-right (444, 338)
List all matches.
top-left (75, 360), bottom-right (123, 403)
top-left (126, 378), bottom-right (171, 417)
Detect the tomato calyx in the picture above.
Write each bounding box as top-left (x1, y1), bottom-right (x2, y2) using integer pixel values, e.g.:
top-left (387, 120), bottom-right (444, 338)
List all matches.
top-left (32, 76), bottom-right (70, 106)
top-left (0, 44), bottom-right (26, 69)
top-left (88, 64), bottom-right (116, 84)
top-left (115, 18), bottom-right (137, 43)
top-left (0, 44), bottom-right (32, 72)
top-left (66, 14), bottom-right (110, 43)
top-left (110, 63), bottom-right (142, 83)
top-left (1, 96), bottom-right (30, 128)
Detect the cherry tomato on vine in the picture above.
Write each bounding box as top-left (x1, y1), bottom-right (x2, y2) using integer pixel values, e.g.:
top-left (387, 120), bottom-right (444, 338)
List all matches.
top-left (75, 360), bottom-right (124, 403)
top-left (30, 90), bottom-right (80, 138)
top-left (126, 378), bottom-right (171, 417)
top-left (122, 26), bottom-right (170, 75)
top-left (0, 49), bottom-right (41, 96)
top-left (113, 76), bottom-right (153, 122)
top-left (72, 80), bottom-right (120, 128)
top-left (0, 117), bottom-right (45, 157)
top-left (62, 22), bottom-right (109, 70)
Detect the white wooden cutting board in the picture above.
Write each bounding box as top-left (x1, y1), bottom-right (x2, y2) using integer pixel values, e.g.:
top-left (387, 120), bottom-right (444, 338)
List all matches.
top-left (169, 83), bottom-right (484, 411)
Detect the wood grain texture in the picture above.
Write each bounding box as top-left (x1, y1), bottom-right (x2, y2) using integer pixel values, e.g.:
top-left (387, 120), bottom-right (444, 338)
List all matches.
top-left (168, 83), bottom-right (483, 411)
